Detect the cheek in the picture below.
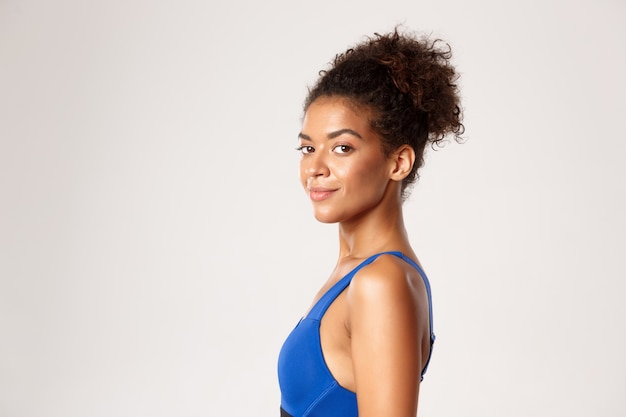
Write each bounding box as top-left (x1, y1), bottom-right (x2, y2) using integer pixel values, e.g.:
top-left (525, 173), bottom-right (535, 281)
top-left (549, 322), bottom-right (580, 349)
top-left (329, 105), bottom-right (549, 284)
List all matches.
top-left (346, 156), bottom-right (387, 186)
top-left (298, 160), bottom-right (308, 187)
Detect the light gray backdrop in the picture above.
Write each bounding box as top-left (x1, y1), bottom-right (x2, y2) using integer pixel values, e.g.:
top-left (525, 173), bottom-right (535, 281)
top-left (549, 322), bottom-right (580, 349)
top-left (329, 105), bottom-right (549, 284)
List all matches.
top-left (1, 0), bottom-right (625, 416)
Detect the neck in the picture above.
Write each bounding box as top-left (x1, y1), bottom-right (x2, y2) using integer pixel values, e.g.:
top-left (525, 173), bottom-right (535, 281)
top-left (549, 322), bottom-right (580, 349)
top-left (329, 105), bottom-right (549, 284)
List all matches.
top-left (337, 194), bottom-right (411, 260)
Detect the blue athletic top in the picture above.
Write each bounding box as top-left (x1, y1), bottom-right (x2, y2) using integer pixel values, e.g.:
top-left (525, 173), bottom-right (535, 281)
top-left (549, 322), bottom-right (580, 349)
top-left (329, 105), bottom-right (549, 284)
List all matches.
top-left (277, 251), bottom-right (435, 417)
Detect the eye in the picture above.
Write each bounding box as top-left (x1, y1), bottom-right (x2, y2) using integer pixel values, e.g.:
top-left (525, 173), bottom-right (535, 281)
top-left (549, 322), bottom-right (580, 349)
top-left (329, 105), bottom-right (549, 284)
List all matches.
top-left (332, 144), bottom-right (352, 154)
top-left (296, 145), bottom-right (315, 154)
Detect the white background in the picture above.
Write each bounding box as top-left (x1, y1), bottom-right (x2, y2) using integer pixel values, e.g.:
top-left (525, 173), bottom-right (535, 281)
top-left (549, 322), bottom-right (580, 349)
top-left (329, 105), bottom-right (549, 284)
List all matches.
top-left (1, 0), bottom-right (625, 416)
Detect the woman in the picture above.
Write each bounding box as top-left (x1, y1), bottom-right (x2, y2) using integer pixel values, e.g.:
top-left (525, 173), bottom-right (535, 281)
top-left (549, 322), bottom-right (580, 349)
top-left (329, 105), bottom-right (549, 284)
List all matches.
top-left (277, 28), bottom-right (463, 417)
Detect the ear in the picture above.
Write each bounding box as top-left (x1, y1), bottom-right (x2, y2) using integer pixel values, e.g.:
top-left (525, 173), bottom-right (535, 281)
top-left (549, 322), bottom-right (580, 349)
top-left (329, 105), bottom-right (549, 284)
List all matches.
top-left (389, 144), bottom-right (415, 182)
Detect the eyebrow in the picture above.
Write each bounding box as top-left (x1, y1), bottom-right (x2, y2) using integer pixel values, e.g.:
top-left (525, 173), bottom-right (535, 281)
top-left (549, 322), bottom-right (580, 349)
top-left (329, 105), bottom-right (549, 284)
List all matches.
top-left (298, 128), bottom-right (363, 141)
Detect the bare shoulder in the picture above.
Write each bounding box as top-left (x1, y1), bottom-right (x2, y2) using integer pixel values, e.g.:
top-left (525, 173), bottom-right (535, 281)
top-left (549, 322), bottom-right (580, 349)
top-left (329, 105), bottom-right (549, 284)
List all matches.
top-left (346, 255), bottom-right (429, 339)
top-left (345, 254), bottom-right (430, 415)
top-left (347, 254), bottom-right (427, 306)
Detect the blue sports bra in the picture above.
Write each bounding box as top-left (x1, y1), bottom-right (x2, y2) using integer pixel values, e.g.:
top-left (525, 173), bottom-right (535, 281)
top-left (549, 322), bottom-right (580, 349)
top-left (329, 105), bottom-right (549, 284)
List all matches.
top-left (277, 251), bottom-right (435, 417)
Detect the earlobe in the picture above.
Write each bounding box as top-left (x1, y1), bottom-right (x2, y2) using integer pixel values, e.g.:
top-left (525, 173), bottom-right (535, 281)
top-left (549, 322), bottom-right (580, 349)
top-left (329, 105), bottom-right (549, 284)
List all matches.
top-left (389, 145), bottom-right (415, 181)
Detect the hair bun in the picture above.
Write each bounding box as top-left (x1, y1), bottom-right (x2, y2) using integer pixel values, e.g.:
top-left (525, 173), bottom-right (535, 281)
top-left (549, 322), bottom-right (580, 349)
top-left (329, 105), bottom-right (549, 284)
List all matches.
top-left (304, 26), bottom-right (464, 194)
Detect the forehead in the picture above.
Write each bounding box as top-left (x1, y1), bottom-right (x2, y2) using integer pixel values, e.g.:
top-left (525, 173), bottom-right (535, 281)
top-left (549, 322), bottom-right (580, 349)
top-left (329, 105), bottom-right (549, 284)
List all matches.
top-left (302, 97), bottom-right (374, 134)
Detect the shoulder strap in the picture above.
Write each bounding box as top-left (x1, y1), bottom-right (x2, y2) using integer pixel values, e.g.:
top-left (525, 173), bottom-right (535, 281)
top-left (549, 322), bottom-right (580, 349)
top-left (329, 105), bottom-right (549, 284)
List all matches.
top-left (306, 251), bottom-right (436, 379)
top-left (307, 252), bottom-right (397, 320)
top-left (393, 253), bottom-right (436, 380)
top-left (393, 253), bottom-right (436, 342)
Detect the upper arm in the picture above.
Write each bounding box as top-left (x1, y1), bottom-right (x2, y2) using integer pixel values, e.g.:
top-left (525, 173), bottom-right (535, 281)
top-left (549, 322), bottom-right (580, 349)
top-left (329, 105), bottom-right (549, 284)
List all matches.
top-left (346, 257), bottom-right (429, 417)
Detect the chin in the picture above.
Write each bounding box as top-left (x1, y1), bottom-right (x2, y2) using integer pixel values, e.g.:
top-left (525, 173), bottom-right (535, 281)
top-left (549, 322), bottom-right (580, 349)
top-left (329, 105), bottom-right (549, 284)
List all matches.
top-left (312, 209), bottom-right (341, 224)
top-left (313, 214), bottom-right (339, 224)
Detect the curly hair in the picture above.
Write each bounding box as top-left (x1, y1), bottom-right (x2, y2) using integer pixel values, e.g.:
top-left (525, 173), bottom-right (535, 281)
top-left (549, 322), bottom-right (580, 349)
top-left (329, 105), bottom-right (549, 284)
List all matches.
top-left (304, 27), bottom-right (464, 195)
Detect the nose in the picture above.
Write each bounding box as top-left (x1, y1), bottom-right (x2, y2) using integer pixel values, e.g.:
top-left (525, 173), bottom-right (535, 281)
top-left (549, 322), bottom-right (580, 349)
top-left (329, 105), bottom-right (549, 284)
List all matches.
top-left (301, 151), bottom-right (330, 179)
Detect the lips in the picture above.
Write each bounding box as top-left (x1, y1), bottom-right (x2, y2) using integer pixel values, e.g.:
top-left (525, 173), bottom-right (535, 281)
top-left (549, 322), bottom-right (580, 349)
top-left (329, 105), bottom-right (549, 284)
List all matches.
top-left (308, 187), bottom-right (337, 202)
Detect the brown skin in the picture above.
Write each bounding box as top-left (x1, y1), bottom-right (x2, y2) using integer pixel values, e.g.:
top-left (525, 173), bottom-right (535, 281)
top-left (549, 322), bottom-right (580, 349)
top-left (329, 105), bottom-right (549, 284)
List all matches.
top-left (298, 96), bottom-right (431, 417)
top-left (304, 29), bottom-right (465, 196)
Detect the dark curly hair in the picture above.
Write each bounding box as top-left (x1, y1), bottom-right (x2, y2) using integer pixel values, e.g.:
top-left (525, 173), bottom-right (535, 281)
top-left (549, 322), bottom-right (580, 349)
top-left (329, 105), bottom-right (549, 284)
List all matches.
top-left (304, 27), bottom-right (464, 196)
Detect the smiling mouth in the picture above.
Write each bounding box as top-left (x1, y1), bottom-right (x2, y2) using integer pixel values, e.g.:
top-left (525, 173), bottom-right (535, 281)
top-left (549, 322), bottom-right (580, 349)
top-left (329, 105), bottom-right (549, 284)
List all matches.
top-left (309, 188), bottom-right (337, 201)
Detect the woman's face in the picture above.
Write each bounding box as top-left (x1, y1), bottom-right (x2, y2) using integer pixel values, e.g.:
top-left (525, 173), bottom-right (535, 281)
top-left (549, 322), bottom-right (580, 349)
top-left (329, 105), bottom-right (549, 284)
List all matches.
top-left (298, 97), bottom-right (395, 224)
